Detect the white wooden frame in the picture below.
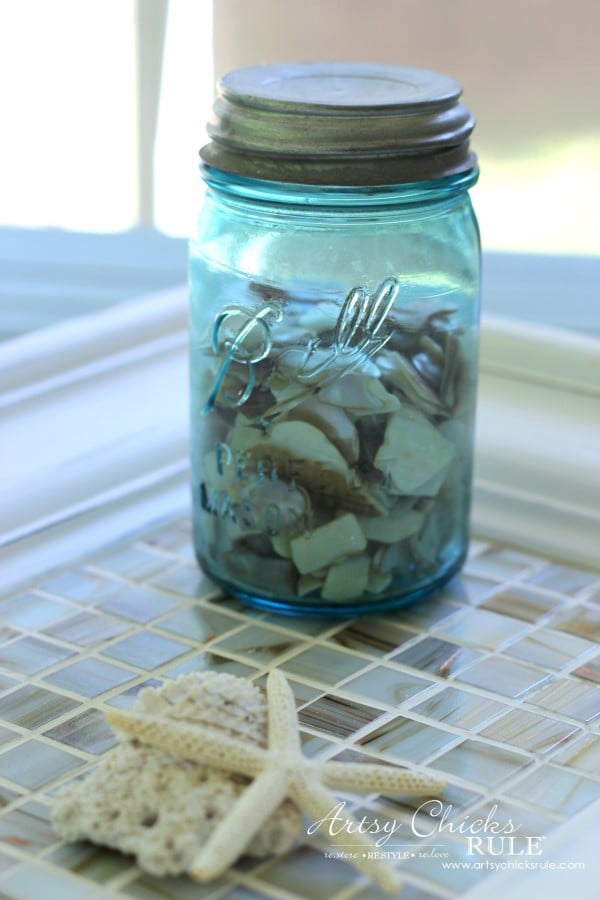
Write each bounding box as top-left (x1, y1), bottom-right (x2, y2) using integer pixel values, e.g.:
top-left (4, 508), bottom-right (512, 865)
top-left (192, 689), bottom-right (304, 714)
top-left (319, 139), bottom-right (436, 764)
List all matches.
top-left (2, 262), bottom-right (598, 595)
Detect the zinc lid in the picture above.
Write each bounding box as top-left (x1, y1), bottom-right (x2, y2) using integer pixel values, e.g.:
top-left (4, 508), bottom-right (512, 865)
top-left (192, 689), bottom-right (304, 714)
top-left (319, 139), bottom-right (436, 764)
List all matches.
top-left (200, 62), bottom-right (477, 186)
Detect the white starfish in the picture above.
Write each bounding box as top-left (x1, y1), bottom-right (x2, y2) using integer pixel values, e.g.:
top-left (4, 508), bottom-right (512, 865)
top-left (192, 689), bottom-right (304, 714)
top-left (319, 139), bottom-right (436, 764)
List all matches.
top-left (106, 669), bottom-right (444, 893)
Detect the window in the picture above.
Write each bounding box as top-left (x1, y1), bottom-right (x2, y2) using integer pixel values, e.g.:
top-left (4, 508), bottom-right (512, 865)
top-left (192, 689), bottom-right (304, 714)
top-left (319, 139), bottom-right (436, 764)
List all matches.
top-left (1, 0), bottom-right (598, 254)
top-left (0, 0), bottom-right (212, 235)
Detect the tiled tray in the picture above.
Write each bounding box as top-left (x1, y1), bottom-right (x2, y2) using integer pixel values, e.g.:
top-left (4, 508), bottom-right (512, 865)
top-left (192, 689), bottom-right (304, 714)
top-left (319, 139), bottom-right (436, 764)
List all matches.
top-left (0, 517), bottom-right (599, 899)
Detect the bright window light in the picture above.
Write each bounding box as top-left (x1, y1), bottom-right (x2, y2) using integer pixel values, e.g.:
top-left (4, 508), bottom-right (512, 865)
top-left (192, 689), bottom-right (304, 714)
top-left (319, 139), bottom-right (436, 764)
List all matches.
top-left (0, 0), bottom-right (137, 232)
top-left (153, 0), bottom-right (214, 237)
top-left (474, 136), bottom-right (600, 255)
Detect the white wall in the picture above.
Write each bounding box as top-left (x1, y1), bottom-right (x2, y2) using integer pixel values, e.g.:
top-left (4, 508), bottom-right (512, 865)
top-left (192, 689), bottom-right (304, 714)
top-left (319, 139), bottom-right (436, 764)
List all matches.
top-left (212, 0), bottom-right (600, 254)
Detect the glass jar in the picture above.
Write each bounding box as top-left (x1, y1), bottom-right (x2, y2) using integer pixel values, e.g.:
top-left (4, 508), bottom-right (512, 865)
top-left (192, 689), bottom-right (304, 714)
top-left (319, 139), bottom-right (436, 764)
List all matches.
top-left (189, 63), bottom-right (480, 615)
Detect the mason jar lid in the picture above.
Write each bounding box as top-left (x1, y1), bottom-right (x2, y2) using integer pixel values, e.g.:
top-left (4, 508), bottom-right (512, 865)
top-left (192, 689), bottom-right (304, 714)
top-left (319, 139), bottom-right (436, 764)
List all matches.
top-left (200, 62), bottom-right (477, 186)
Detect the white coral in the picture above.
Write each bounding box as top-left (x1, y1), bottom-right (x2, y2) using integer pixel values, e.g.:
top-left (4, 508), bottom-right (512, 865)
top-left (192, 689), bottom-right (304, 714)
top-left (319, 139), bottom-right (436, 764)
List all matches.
top-left (52, 673), bottom-right (302, 877)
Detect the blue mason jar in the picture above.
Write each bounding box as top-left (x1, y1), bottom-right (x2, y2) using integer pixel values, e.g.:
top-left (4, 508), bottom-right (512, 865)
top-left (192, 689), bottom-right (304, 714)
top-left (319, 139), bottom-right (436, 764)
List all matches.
top-left (189, 63), bottom-right (480, 615)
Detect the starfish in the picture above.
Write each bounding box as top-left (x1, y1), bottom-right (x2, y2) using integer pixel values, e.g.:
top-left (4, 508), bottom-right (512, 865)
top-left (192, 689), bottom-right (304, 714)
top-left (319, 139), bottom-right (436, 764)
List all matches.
top-left (106, 669), bottom-right (444, 893)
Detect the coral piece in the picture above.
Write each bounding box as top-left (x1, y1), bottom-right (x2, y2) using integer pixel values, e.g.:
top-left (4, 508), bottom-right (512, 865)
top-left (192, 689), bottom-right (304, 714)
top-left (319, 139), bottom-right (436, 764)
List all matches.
top-left (104, 669), bottom-right (445, 893)
top-left (52, 673), bottom-right (302, 876)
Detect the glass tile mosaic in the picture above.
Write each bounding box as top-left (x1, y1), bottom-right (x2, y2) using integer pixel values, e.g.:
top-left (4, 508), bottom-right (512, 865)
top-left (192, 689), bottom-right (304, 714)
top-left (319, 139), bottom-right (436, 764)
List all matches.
top-left (397, 835), bottom-right (490, 894)
top-left (526, 677), bottom-right (600, 723)
top-left (0, 673), bottom-right (18, 693)
top-left (122, 873), bottom-right (232, 898)
top-left (149, 564), bottom-right (220, 601)
top-left (359, 716), bottom-right (458, 763)
top-left (480, 583), bottom-right (565, 623)
top-left (44, 708), bottom-right (117, 755)
top-left (0, 800), bottom-right (57, 855)
top-left (436, 573), bottom-right (500, 606)
top-left (0, 786), bottom-right (22, 808)
top-left (90, 545), bottom-right (174, 581)
top-left (434, 607), bottom-right (529, 650)
top-left (455, 656), bottom-right (551, 698)
top-left (432, 738), bottom-right (533, 788)
top-left (0, 592), bottom-right (74, 630)
top-left (0, 635), bottom-right (76, 676)
top-left (391, 636), bottom-right (482, 676)
top-left (464, 547), bottom-right (543, 581)
top-left (468, 796), bottom-right (558, 837)
top-left (104, 679), bottom-right (163, 709)
top-left (1, 515), bottom-right (599, 900)
top-left (383, 596), bottom-right (460, 630)
top-left (351, 883), bottom-right (440, 900)
top-left (552, 605), bottom-right (600, 642)
top-left (587, 587), bottom-right (600, 606)
top-left (97, 585), bottom-right (180, 624)
top-left (573, 653), bottom-right (600, 683)
top-left (0, 626), bottom-right (19, 645)
top-left (158, 607), bottom-right (243, 642)
top-left (261, 614), bottom-right (340, 637)
top-left (410, 687), bottom-right (508, 731)
top-left (44, 842), bottom-right (134, 883)
top-left (259, 845), bottom-right (356, 898)
top-left (373, 779), bottom-right (483, 825)
top-left (478, 708), bottom-right (580, 754)
top-left (0, 862), bottom-right (108, 899)
top-left (503, 627), bottom-right (595, 671)
top-left (41, 610), bottom-right (129, 648)
top-left (0, 684), bottom-right (80, 730)
top-left (329, 620), bottom-right (416, 656)
top-left (38, 569), bottom-right (125, 606)
top-left (340, 665), bottom-right (433, 708)
top-left (507, 764), bottom-right (600, 816)
top-left (0, 723), bottom-right (19, 748)
top-left (0, 850), bottom-right (19, 875)
top-left (280, 645), bottom-right (370, 684)
top-left (550, 732), bottom-right (600, 774)
top-left (101, 631), bottom-right (191, 670)
top-left (211, 624), bottom-right (310, 665)
top-left (525, 563), bottom-right (599, 596)
top-left (298, 693), bottom-right (384, 738)
top-left (164, 652), bottom-right (258, 680)
top-left (44, 657), bottom-right (137, 698)
top-left (1, 739), bottom-right (83, 790)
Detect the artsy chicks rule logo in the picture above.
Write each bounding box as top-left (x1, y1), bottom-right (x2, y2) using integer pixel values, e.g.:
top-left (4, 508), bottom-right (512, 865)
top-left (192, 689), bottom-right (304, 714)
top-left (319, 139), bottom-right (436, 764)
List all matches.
top-left (308, 799), bottom-right (547, 860)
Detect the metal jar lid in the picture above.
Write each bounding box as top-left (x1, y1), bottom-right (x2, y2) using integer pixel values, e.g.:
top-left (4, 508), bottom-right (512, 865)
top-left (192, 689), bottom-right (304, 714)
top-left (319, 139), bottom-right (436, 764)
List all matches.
top-left (200, 62), bottom-right (477, 186)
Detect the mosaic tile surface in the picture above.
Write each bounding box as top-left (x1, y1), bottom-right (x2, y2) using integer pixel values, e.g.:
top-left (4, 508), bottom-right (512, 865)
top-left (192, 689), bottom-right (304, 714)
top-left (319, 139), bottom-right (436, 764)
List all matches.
top-left (0, 515), bottom-right (599, 899)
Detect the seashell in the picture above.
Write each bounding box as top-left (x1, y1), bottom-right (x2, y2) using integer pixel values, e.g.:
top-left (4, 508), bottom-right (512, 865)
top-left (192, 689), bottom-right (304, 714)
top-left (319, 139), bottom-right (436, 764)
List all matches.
top-left (318, 375), bottom-right (400, 416)
top-left (366, 568), bottom-right (393, 594)
top-left (418, 334), bottom-right (445, 365)
top-left (376, 350), bottom-right (447, 416)
top-left (372, 540), bottom-right (412, 575)
top-left (411, 351), bottom-right (442, 390)
top-left (271, 533), bottom-right (292, 558)
top-left (359, 508), bottom-right (424, 543)
top-left (439, 332), bottom-right (461, 409)
top-left (228, 417), bottom-right (385, 515)
top-left (297, 299), bottom-right (341, 333)
top-left (375, 407), bottom-right (456, 496)
top-left (386, 300), bottom-right (458, 335)
top-left (297, 572), bottom-right (325, 596)
top-left (230, 416), bottom-right (352, 495)
top-left (228, 549), bottom-right (297, 595)
top-left (290, 513), bottom-right (366, 574)
top-left (288, 398), bottom-right (359, 463)
top-left (322, 554), bottom-right (370, 601)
